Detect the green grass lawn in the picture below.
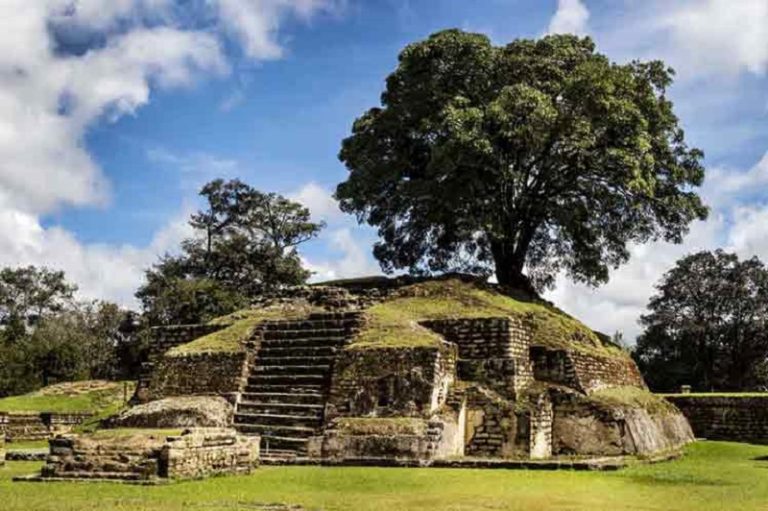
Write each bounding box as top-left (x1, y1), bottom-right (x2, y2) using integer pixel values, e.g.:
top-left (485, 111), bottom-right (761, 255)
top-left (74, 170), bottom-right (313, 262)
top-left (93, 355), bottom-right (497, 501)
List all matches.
top-left (3, 441), bottom-right (768, 510)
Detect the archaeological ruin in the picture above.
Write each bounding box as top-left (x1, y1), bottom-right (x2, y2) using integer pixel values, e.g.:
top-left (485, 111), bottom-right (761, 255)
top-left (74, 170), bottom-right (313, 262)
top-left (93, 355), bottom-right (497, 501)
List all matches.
top-left (125, 275), bottom-right (693, 467)
top-left (9, 275), bottom-right (701, 482)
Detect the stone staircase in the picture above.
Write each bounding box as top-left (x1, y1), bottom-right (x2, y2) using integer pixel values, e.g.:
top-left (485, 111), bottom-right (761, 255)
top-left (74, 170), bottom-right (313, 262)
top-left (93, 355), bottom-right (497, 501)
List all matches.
top-left (234, 312), bottom-right (361, 463)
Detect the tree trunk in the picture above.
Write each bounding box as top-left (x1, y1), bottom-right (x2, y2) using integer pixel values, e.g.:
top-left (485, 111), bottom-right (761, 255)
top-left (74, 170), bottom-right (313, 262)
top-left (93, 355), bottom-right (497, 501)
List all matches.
top-left (491, 241), bottom-right (536, 295)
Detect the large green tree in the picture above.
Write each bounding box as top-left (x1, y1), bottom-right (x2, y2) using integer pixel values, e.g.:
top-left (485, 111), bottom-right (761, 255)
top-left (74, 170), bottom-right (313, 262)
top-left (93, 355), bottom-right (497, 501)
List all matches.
top-left (634, 250), bottom-right (768, 392)
top-left (137, 179), bottom-right (324, 325)
top-left (336, 30), bottom-right (707, 291)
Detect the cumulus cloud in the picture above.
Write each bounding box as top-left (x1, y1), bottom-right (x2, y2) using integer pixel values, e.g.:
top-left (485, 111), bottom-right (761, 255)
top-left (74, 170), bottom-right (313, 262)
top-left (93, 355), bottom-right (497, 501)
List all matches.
top-left (547, 0), bottom-right (589, 36)
top-left (600, 0), bottom-right (768, 80)
top-left (290, 182), bottom-right (345, 223)
top-left (287, 182), bottom-right (381, 281)
top-left (0, 0), bottom-right (341, 307)
top-left (304, 228), bottom-right (381, 282)
top-left (659, 0), bottom-right (768, 77)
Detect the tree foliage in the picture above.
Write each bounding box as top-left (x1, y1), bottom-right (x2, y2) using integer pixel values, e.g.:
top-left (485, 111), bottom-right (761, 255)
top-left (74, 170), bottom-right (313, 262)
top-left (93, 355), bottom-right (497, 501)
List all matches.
top-left (0, 266), bottom-right (76, 342)
top-left (336, 30), bottom-right (707, 291)
top-left (634, 250), bottom-right (768, 392)
top-left (137, 179), bottom-right (324, 325)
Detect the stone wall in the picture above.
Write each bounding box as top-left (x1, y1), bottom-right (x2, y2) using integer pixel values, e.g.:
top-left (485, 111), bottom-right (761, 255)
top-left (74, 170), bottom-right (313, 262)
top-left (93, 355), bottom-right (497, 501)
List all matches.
top-left (135, 324), bottom-right (225, 403)
top-left (666, 396), bottom-right (768, 444)
top-left (311, 416), bottom-right (463, 462)
top-left (423, 317), bottom-right (533, 397)
top-left (160, 429), bottom-right (259, 479)
top-left (463, 387), bottom-right (528, 458)
top-left (42, 429), bottom-right (258, 481)
top-left (327, 343), bottom-right (457, 419)
top-left (531, 347), bottom-right (646, 394)
top-left (1, 412), bottom-right (92, 442)
top-left (147, 351), bottom-right (250, 402)
top-left (551, 392), bottom-right (693, 456)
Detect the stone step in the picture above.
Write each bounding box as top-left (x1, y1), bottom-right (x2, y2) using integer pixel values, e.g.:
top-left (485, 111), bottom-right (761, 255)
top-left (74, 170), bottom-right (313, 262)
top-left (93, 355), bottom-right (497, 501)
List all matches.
top-left (262, 328), bottom-right (348, 340)
top-left (262, 319), bottom-right (360, 330)
top-left (257, 346), bottom-right (338, 357)
top-left (240, 392), bottom-right (324, 405)
top-left (243, 385), bottom-right (325, 396)
top-left (258, 448), bottom-right (299, 463)
top-left (307, 311), bottom-right (361, 320)
top-left (43, 471), bottom-right (147, 481)
top-left (234, 423), bottom-right (316, 438)
top-left (259, 337), bottom-right (348, 349)
top-left (252, 364), bottom-right (331, 375)
top-left (234, 412), bottom-right (321, 427)
top-left (237, 401), bottom-right (324, 415)
top-left (259, 435), bottom-right (309, 453)
top-left (248, 374), bottom-right (328, 385)
top-left (257, 355), bottom-right (334, 365)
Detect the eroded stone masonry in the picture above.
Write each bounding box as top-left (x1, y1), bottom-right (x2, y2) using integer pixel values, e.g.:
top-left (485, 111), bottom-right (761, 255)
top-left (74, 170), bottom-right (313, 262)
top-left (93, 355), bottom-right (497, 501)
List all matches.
top-left (131, 277), bottom-right (693, 466)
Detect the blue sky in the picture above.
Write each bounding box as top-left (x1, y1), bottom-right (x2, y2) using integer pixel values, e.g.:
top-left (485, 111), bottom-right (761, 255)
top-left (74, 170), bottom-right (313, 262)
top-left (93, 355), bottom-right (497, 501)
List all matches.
top-left (2, 0), bottom-right (768, 339)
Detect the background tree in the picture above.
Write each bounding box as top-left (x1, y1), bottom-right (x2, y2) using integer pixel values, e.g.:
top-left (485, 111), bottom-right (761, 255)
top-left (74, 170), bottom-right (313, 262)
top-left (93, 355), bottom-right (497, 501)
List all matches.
top-left (0, 266), bottom-right (76, 342)
top-left (336, 30), bottom-right (707, 292)
top-left (634, 250), bottom-right (768, 392)
top-left (137, 179), bottom-right (324, 325)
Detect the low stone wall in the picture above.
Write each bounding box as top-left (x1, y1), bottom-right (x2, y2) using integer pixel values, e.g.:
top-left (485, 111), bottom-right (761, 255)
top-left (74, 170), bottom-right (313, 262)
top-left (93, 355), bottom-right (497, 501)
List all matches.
top-left (666, 396), bottom-right (768, 444)
top-left (531, 347), bottom-right (645, 394)
top-left (160, 429), bottom-right (259, 479)
top-left (135, 324), bottom-right (226, 403)
top-left (327, 343), bottom-right (457, 419)
top-left (1, 412), bottom-right (92, 442)
top-left (42, 429), bottom-right (258, 482)
top-left (147, 351), bottom-right (250, 402)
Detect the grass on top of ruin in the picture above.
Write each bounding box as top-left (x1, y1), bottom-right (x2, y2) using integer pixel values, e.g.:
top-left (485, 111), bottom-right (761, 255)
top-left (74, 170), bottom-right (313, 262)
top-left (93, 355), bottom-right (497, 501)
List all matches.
top-left (0, 380), bottom-right (132, 415)
top-left (3, 441), bottom-right (768, 510)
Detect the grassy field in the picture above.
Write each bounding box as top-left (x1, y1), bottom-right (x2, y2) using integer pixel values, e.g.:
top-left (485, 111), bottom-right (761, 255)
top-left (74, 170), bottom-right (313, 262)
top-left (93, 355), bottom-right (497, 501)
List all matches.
top-left (3, 441), bottom-right (768, 510)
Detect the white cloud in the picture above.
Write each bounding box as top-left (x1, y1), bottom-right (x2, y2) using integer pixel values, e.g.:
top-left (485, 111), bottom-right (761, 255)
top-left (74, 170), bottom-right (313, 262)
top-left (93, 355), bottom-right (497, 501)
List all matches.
top-left (0, 200), bottom-right (192, 307)
top-left (547, 0), bottom-right (589, 36)
top-left (0, 0), bottom-right (341, 307)
top-left (305, 228), bottom-right (381, 282)
top-left (215, 0), bottom-right (340, 59)
top-left (599, 0), bottom-right (768, 80)
top-left (290, 182), bottom-right (344, 223)
top-left (659, 0), bottom-right (768, 77)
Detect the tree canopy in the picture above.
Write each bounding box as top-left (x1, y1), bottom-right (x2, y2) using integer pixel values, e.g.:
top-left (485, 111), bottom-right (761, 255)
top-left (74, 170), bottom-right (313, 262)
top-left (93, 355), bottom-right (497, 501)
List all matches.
top-left (336, 30), bottom-right (707, 292)
top-left (0, 266), bottom-right (76, 342)
top-left (634, 250), bottom-right (768, 392)
top-left (137, 178), bottom-right (324, 325)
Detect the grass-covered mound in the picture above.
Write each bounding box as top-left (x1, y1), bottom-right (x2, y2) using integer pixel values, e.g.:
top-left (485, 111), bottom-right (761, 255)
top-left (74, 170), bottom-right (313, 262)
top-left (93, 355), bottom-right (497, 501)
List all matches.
top-left (0, 380), bottom-right (132, 415)
top-left (168, 302), bottom-right (320, 356)
top-left (349, 278), bottom-right (618, 356)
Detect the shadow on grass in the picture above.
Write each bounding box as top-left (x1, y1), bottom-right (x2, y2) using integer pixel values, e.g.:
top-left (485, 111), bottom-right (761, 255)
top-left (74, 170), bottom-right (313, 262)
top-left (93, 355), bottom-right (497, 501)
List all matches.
top-left (623, 473), bottom-right (733, 487)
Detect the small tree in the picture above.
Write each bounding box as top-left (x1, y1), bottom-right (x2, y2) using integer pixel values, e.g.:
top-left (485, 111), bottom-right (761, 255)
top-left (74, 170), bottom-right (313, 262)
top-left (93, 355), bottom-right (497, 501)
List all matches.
top-left (336, 30), bottom-right (707, 292)
top-left (634, 250), bottom-right (768, 392)
top-left (137, 179), bottom-right (324, 324)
